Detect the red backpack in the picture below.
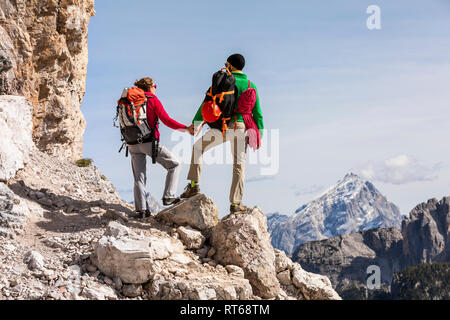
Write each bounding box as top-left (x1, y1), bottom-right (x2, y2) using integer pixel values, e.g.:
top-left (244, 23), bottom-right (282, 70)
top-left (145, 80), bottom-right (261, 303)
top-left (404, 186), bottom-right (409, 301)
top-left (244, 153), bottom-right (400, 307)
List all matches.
top-left (236, 80), bottom-right (261, 150)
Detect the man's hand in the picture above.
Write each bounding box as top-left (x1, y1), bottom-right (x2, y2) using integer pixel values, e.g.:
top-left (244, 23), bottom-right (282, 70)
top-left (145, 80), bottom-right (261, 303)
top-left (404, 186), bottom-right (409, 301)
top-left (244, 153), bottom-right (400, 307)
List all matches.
top-left (186, 124), bottom-right (195, 136)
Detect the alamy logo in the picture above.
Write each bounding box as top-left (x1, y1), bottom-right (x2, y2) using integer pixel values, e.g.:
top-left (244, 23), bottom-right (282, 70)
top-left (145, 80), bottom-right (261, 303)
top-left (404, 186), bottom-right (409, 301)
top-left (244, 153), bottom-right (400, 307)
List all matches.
top-left (366, 265), bottom-right (381, 290)
top-left (367, 5), bottom-right (382, 30)
top-left (169, 128), bottom-right (280, 176)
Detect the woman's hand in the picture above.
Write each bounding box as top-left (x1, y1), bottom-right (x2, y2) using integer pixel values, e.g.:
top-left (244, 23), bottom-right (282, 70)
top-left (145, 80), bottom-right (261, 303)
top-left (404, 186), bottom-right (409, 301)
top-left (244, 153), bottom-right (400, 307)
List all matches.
top-left (186, 124), bottom-right (195, 136)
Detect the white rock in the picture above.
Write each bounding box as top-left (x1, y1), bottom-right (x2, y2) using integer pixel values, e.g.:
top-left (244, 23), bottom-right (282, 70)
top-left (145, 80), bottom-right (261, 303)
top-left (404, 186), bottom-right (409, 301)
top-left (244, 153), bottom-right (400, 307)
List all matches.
top-left (216, 285), bottom-right (238, 300)
top-left (104, 220), bottom-right (131, 238)
top-left (277, 270), bottom-right (292, 286)
top-left (67, 265), bottom-right (82, 280)
top-left (23, 251), bottom-right (45, 271)
top-left (82, 284), bottom-right (117, 300)
top-left (93, 222), bottom-right (182, 284)
top-left (0, 96), bottom-right (34, 181)
top-left (168, 253), bottom-right (192, 265)
top-left (157, 194), bottom-right (219, 232)
top-left (291, 264), bottom-right (341, 300)
top-left (190, 287), bottom-right (217, 300)
top-left (177, 226), bottom-right (205, 250)
top-left (274, 249), bottom-right (293, 273)
top-left (225, 265), bottom-right (245, 278)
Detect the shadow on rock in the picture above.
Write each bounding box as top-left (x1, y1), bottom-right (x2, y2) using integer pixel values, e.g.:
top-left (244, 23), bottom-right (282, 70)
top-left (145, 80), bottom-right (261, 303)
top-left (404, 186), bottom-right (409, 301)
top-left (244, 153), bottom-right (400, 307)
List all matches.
top-left (8, 180), bottom-right (135, 234)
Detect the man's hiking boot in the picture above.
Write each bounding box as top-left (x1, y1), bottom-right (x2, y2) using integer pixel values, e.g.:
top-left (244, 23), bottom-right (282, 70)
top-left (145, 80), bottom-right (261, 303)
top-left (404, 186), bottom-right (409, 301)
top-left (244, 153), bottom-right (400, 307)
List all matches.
top-left (129, 209), bottom-right (152, 219)
top-left (230, 204), bottom-right (249, 215)
top-left (163, 197), bottom-right (181, 206)
top-left (180, 183), bottom-right (200, 199)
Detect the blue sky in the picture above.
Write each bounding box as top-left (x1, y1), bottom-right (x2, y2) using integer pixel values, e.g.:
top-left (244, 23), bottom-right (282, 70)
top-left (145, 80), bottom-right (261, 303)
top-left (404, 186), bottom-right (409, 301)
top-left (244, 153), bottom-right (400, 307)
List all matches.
top-left (82, 0), bottom-right (450, 217)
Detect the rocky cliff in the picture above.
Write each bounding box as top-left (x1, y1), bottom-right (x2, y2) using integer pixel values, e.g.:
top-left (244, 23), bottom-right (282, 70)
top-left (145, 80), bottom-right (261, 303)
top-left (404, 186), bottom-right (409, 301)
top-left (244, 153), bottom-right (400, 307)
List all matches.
top-left (0, 0), bottom-right (95, 161)
top-left (292, 196), bottom-right (450, 299)
top-left (402, 197), bottom-right (449, 266)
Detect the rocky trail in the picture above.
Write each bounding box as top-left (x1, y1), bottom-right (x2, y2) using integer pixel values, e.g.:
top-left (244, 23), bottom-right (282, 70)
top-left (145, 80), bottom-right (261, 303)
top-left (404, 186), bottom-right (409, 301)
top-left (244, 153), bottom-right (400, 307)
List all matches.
top-left (0, 148), bottom-right (341, 301)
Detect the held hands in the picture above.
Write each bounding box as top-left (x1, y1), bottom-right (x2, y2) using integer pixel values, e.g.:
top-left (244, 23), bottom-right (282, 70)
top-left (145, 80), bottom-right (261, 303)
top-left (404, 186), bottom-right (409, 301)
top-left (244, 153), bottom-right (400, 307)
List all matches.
top-left (186, 124), bottom-right (195, 136)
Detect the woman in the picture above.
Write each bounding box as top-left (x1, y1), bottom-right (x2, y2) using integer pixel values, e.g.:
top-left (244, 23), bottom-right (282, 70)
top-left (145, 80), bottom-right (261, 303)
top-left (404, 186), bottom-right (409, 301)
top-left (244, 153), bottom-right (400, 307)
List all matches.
top-left (129, 77), bottom-right (194, 219)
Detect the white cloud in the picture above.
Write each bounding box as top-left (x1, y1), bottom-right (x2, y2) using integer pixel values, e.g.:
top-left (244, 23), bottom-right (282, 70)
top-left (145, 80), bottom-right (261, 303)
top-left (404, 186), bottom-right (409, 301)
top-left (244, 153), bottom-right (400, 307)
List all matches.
top-left (360, 155), bottom-right (443, 185)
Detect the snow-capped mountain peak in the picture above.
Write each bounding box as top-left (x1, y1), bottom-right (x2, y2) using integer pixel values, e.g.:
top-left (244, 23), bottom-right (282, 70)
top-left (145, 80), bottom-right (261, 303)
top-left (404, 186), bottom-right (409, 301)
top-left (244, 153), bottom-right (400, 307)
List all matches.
top-left (269, 173), bottom-right (402, 254)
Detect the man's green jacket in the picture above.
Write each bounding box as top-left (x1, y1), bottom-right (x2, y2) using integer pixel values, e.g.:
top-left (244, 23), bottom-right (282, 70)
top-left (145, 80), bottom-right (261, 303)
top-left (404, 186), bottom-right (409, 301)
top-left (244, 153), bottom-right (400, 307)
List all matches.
top-left (192, 71), bottom-right (264, 133)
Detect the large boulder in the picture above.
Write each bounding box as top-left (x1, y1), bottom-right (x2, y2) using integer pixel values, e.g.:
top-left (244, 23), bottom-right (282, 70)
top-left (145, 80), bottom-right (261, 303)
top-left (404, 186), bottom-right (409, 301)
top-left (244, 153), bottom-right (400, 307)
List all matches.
top-left (92, 221), bottom-right (183, 284)
top-left (274, 248), bottom-right (341, 300)
top-left (0, 96), bottom-right (34, 182)
top-left (210, 207), bottom-right (281, 298)
top-left (291, 264), bottom-right (341, 300)
top-left (157, 194), bottom-right (219, 233)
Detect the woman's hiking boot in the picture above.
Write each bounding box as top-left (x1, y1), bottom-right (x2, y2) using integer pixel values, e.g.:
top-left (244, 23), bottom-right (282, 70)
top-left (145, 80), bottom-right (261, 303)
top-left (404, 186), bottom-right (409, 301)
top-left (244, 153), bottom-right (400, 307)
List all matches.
top-left (163, 197), bottom-right (181, 206)
top-left (129, 209), bottom-right (152, 219)
top-left (230, 204), bottom-right (249, 215)
top-left (180, 183), bottom-right (200, 199)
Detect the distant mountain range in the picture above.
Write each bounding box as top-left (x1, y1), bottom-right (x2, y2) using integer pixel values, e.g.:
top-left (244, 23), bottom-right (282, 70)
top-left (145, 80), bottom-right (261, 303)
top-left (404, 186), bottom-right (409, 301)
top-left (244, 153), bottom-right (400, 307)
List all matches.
top-left (293, 196), bottom-right (450, 299)
top-left (268, 173), bottom-right (403, 254)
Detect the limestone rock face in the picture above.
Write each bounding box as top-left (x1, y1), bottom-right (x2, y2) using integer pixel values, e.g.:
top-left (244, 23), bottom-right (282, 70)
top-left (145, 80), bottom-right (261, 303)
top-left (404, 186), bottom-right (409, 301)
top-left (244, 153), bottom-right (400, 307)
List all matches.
top-left (0, 96), bottom-right (34, 181)
top-left (0, 0), bottom-right (95, 160)
top-left (157, 194), bottom-right (219, 233)
top-left (210, 207), bottom-right (281, 299)
top-left (402, 197), bottom-right (450, 265)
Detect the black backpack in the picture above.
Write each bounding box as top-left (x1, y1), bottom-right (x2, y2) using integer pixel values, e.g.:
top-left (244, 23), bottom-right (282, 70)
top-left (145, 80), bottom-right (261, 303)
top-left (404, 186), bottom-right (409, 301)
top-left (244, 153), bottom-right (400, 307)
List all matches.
top-left (199, 68), bottom-right (237, 135)
top-left (114, 87), bottom-right (159, 162)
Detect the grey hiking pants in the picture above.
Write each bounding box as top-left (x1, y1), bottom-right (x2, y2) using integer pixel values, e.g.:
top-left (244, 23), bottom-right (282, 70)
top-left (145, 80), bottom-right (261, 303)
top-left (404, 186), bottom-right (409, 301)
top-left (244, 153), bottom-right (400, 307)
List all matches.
top-left (128, 142), bottom-right (180, 211)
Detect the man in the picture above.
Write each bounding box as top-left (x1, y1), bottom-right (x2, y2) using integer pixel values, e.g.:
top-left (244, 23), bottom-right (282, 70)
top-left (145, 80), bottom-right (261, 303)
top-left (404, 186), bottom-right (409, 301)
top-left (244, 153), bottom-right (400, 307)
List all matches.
top-left (180, 54), bottom-right (264, 214)
top-left (129, 77), bottom-right (194, 219)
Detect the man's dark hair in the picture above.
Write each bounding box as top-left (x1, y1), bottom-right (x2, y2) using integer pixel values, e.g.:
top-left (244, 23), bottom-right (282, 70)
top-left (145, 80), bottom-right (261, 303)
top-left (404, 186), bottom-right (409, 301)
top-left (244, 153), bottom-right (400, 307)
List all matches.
top-left (227, 54), bottom-right (245, 70)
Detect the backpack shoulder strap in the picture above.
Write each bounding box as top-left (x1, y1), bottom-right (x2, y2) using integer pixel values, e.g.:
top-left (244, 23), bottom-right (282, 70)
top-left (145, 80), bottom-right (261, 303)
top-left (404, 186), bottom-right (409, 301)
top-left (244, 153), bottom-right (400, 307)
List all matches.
top-left (145, 93), bottom-right (159, 128)
top-left (248, 80), bottom-right (251, 89)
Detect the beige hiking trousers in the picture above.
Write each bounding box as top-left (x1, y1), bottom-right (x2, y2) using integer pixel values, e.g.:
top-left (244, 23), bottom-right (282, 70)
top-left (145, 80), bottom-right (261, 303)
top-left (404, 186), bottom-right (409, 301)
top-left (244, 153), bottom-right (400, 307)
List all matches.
top-left (187, 122), bottom-right (247, 204)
